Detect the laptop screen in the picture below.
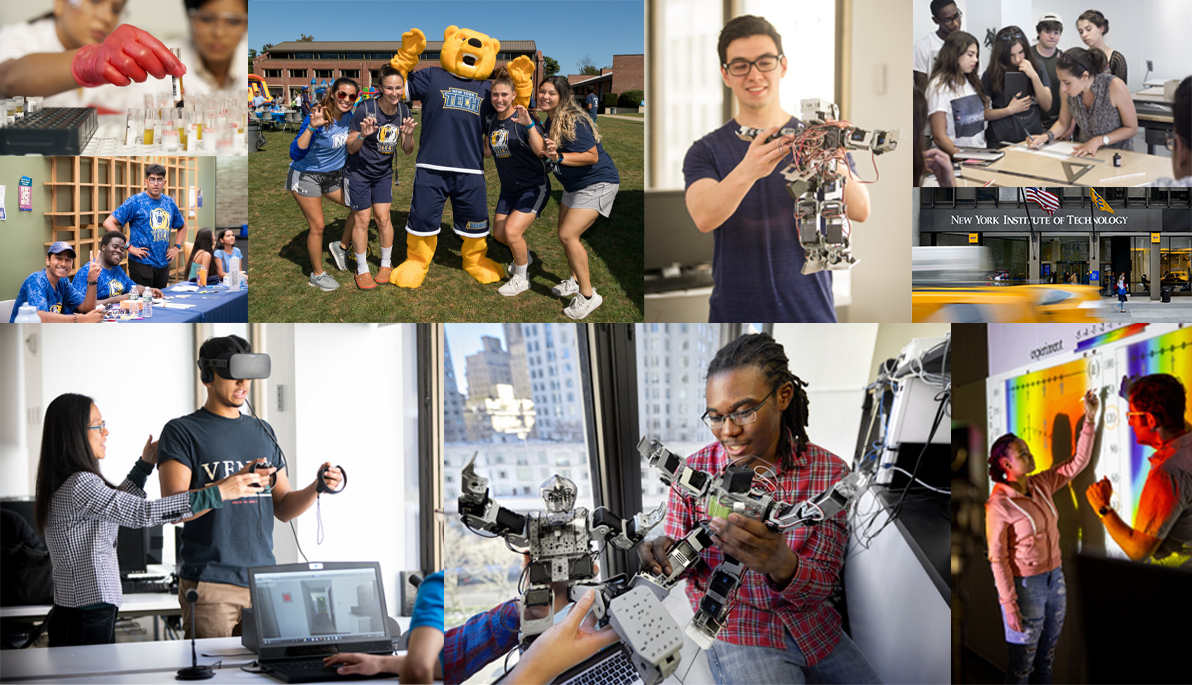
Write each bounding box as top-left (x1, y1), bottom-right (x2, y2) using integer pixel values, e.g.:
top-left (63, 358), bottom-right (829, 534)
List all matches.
top-left (249, 562), bottom-right (390, 649)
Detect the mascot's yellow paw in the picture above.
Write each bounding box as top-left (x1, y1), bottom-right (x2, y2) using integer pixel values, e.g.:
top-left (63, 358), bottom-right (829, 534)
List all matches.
top-left (393, 234), bottom-right (437, 288)
top-left (390, 28), bottom-right (426, 76)
top-left (507, 55), bottom-right (535, 107)
top-left (461, 237), bottom-right (502, 284)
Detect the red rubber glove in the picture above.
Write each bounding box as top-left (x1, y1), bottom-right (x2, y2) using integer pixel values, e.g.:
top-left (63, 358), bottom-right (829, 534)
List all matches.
top-left (70, 24), bottom-right (186, 88)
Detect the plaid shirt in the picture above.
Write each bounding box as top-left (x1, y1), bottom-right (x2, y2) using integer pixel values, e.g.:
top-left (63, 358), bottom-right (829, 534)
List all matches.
top-left (442, 598), bottom-right (519, 685)
top-left (663, 437), bottom-right (850, 665)
top-left (42, 463), bottom-right (193, 608)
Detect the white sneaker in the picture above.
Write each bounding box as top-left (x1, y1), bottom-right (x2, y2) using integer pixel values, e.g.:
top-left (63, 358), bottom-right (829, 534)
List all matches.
top-left (498, 274), bottom-right (531, 296)
top-left (308, 272), bottom-right (340, 291)
top-left (563, 289), bottom-right (602, 319)
top-left (328, 241), bottom-right (348, 271)
top-left (505, 252), bottom-right (534, 277)
top-left (552, 277), bottom-right (579, 297)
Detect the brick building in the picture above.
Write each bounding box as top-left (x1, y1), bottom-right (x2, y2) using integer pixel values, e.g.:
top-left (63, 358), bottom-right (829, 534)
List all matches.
top-left (565, 54), bottom-right (644, 106)
top-left (252, 40), bottom-right (544, 105)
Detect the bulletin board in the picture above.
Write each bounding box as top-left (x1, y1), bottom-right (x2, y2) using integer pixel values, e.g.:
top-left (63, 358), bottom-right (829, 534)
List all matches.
top-left (987, 325), bottom-right (1192, 557)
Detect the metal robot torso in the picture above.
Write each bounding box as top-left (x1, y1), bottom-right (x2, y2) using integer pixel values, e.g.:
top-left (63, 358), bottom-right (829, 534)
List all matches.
top-left (526, 507), bottom-right (598, 583)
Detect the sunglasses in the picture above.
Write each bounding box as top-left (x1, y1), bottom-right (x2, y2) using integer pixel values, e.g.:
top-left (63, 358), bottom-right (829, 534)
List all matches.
top-left (335, 91), bottom-right (355, 100)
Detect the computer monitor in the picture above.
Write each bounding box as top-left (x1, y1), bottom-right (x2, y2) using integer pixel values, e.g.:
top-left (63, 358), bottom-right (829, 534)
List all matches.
top-left (117, 525), bottom-right (163, 574)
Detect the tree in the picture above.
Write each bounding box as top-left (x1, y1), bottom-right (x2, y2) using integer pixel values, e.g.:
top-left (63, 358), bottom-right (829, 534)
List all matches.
top-left (542, 55), bottom-right (560, 78)
top-left (298, 34), bottom-right (314, 42)
top-left (248, 48), bottom-right (257, 75)
top-left (262, 43), bottom-right (274, 53)
top-left (577, 55), bottom-right (600, 76)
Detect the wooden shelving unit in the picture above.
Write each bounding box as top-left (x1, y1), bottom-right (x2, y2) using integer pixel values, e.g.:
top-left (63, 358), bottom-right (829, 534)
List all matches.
top-left (42, 157), bottom-right (200, 280)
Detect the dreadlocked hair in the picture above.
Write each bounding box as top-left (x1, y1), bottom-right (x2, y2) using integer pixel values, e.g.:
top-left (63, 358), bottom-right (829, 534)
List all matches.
top-left (706, 333), bottom-right (810, 471)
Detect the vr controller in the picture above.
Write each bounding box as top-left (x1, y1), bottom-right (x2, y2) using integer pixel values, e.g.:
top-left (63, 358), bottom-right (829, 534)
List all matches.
top-left (317, 465), bottom-right (347, 495)
top-left (251, 462), bottom-right (278, 493)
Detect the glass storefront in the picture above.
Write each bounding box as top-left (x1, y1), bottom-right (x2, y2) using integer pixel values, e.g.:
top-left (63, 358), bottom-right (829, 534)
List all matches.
top-left (1040, 236), bottom-right (1089, 285)
top-left (1160, 236), bottom-right (1192, 293)
top-left (985, 236), bottom-right (1029, 284)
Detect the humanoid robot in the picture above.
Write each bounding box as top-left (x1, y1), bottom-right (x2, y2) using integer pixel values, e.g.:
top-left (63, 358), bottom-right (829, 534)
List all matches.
top-left (736, 99), bottom-right (901, 275)
top-left (458, 455), bottom-right (683, 685)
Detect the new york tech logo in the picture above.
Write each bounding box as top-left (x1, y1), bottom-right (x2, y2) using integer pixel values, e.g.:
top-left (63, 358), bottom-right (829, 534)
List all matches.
top-left (441, 88), bottom-right (481, 115)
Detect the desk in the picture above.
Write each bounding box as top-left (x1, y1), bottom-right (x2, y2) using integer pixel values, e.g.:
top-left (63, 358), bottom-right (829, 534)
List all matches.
top-left (111, 285), bottom-right (247, 324)
top-left (1133, 86), bottom-right (1176, 155)
top-left (1, 622), bottom-right (419, 683)
top-left (0, 593), bottom-right (180, 642)
top-left (955, 144), bottom-right (1172, 187)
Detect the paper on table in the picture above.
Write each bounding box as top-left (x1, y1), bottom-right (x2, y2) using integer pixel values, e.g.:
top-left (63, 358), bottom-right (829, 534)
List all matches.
top-left (1014, 141), bottom-right (1097, 162)
top-left (160, 302), bottom-right (197, 309)
top-left (171, 284), bottom-right (199, 292)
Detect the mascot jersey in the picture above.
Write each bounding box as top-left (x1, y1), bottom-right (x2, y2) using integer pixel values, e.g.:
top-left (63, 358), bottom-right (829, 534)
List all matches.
top-left (73, 264), bottom-right (136, 300)
top-left (407, 67), bottom-right (494, 174)
top-left (110, 192), bottom-right (185, 269)
top-left (487, 115), bottom-right (548, 191)
top-left (346, 99), bottom-right (413, 181)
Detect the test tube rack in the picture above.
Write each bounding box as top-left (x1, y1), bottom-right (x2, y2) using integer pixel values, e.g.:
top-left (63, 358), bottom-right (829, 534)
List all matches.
top-left (0, 108), bottom-right (98, 155)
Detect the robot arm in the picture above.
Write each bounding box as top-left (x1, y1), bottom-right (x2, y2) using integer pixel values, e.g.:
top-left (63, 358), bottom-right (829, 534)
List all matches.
top-left (590, 501), bottom-right (667, 551)
top-left (766, 469), bottom-right (868, 531)
top-left (458, 453), bottom-right (529, 548)
top-left (637, 437), bottom-right (713, 500)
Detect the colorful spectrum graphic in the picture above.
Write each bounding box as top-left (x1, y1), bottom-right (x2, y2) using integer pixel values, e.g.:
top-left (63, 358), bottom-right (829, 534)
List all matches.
top-left (1074, 323), bottom-right (1148, 352)
top-left (1122, 327), bottom-right (1192, 516)
top-left (1004, 357), bottom-right (1090, 474)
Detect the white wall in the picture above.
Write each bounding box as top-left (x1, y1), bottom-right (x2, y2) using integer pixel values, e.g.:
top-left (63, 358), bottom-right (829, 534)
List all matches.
top-left (912, 0), bottom-right (1192, 92)
top-left (0, 325), bottom-right (29, 497)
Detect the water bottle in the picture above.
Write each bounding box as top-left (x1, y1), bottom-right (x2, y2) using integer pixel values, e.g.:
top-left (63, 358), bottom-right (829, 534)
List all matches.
top-left (142, 288), bottom-right (153, 318)
top-left (13, 303), bottom-right (40, 323)
top-left (127, 286), bottom-right (140, 317)
top-left (229, 256), bottom-right (241, 290)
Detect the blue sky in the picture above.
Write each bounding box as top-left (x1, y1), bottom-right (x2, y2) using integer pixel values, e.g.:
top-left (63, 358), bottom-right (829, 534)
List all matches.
top-left (248, 0), bottom-right (644, 77)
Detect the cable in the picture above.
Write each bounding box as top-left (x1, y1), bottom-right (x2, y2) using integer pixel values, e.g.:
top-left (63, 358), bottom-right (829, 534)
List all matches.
top-left (242, 397), bottom-right (317, 562)
top-left (882, 465), bottom-right (951, 494)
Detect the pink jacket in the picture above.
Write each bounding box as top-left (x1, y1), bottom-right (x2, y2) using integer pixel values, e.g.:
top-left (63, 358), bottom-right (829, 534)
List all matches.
top-left (985, 420), bottom-right (1095, 607)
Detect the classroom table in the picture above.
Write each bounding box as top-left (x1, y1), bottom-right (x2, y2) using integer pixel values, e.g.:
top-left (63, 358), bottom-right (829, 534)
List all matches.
top-left (1132, 85), bottom-right (1177, 155)
top-left (0, 592), bottom-right (180, 643)
top-left (953, 142), bottom-right (1174, 187)
top-left (107, 284), bottom-right (247, 324)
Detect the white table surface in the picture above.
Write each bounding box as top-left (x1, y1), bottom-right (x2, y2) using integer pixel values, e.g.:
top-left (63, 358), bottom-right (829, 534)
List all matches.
top-left (0, 592), bottom-right (180, 621)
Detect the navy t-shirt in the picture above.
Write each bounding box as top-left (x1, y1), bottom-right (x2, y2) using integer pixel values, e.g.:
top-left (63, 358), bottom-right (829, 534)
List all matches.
top-left (683, 117), bottom-right (838, 323)
top-left (407, 66), bottom-right (493, 174)
top-left (543, 116), bottom-right (619, 192)
top-left (346, 98), bottom-right (413, 181)
top-left (157, 408), bottom-right (286, 587)
top-left (487, 114), bottom-right (548, 191)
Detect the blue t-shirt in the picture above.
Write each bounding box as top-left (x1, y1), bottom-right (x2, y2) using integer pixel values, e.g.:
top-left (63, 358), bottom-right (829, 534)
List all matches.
top-left (407, 67), bottom-right (493, 174)
top-left (683, 117), bottom-right (839, 323)
top-left (157, 408), bottom-right (286, 587)
top-left (487, 114), bottom-right (548, 191)
top-left (289, 112), bottom-right (352, 173)
top-left (346, 98), bottom-right (413, 181)
top-left (215, 247), bottom-right (243, 274)
top-left (9, 270), bottom-right (85, 322)
top-left (543, 116), bottom-right (619, 192)
top-left (73, 263), bottom-right (136, 300)
top-left (110, 192), bottom-right (185, 269)
top-left (586, 93), bottom-right (598, 113)
top-left (410, 570), bottom-right (444, 632)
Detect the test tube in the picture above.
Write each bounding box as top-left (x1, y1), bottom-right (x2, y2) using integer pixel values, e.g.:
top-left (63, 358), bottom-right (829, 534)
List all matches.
top-left (13, 96), bottom-right (24, 119)
top-left (171, 48), bottom-right (184, 106)
top-left (178, 111), bottom-right (189, 149)
top-left (143, 111), bottom-right (155, 146)
top-left (26, 97), bottom-right (42, 114)
top-left (163, 118), bottom-right (178, 151)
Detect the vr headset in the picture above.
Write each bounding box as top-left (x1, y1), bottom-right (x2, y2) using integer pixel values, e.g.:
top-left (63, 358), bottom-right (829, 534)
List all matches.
top-left (197, 338), bottom-right (271, 383)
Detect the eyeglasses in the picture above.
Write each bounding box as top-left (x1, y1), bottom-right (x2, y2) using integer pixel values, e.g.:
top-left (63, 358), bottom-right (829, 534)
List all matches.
top-left (147, 177), bottom-right (166, 185)
top-left (87, 421), bottom-right (107, 432)
top-left (335, 91), bottom-right (355, 100)
top-left (938, 9), bottom-right (962, 25)
top-left (723, 54), bottom-right (783, 77)
top-left (1165, 131), bottom-right (1177, 152)
top-left (188, 9), bottom-right (248, 31)
top-left (1126, 411), bottom-right (1151, 420)
top-left (702, 389), bottom-right (777, 429)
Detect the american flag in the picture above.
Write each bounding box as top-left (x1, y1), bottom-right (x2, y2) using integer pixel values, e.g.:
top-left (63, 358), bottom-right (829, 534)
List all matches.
top-left (1024, 187), bottom-right (1059, 216)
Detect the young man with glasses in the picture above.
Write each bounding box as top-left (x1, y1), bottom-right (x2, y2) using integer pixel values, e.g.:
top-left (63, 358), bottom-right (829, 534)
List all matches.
top-left (1086, 374), bottom-right (1192, 568)
top-left (638, 333), bottom-right (879, 684)
top-left (104, 164), bottom-right (186, 290)
top-left (914, 0), bottom-right (963, 92)
top-left (683, 15), bottom-right (869, 323)
top-left (72, 230), bottom-right (165, 305)
top-left (1146, 76), bottom-right (1191, 187)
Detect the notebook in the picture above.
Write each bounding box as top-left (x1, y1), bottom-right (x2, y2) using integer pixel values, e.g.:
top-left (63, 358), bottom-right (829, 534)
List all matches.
top-left (247, 562), bottom-right (396, 683)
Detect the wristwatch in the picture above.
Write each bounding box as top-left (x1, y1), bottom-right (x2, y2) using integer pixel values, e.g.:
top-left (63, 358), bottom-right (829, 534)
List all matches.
top-left (1098, 505), bottom-right (1112, 518)
top-left (1046, 131), bottom-right (1055, 144)
top-left (1102, 134), bottom-right (1111, 146)
top-left (174, 243), bottom-right (182, 249)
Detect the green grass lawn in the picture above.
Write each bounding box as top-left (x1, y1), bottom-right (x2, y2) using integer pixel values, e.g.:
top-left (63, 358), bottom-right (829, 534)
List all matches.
top-left (247, 113), bottom-right (643, 322)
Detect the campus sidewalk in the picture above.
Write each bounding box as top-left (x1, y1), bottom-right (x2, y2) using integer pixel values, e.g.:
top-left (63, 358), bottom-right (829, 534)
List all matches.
top-left (1098, 295), bottom-right (1192, 322)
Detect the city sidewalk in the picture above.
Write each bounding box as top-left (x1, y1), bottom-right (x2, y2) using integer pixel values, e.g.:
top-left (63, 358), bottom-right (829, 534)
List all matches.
top-left (1098, 295), bottom-right (1192, 322)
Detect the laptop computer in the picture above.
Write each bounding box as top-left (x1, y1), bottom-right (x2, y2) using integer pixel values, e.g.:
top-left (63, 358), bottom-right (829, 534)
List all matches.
top-left (247, 561), bottom-right (396, 683)
top-left (551, 643), bottom-right (644, 685)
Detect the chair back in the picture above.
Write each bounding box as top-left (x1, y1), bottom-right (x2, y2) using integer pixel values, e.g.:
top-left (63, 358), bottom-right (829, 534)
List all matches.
top-left (0, 299), bottom-right (15, 322)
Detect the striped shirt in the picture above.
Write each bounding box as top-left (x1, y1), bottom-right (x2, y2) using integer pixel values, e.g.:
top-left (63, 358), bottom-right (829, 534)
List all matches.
top-left (663, 435), bottom-right (851, 665)
top-left (442, 598), bottom-right (519, 685)
top-left (42, 462), bottom-right (193, 608)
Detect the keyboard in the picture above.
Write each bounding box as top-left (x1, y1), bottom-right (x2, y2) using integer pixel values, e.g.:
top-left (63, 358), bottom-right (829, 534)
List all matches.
top-left (264, 659), bottom-right (396, 683)
top-left (556, 647), bottom-right (641, 685)
top-left (121, 575), bottom-right (173, 594)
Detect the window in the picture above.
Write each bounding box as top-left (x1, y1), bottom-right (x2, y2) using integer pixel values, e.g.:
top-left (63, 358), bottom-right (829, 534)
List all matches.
top-left (315, 69), bottom-right (333, 78)
top-left (340, 69), bottom-right (360, 78)
top-left (443, 324), bottom-right (593, 629)
top-left (263, 69), bottom-right (281, 78)
top-left (288, 69), bottom-right (307, 78)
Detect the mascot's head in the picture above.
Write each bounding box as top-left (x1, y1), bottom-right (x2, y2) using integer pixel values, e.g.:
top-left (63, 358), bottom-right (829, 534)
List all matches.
top-left (440, 25), bottom-right (499, 80)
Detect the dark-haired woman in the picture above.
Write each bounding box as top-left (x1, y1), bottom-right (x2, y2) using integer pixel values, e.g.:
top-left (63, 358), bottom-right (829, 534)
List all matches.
top-left (982, 26), bottom-right (1053, 147)
top-left (287, 76), bottom-right (359, 292)
top-left (213, 227), bottom-right (243, 279)
top-left (184, 227), bottom-right (215, 283)
top-left (1076, 10), bottom-right (1126, 83)
top-left (986, 390), bottom-right (1098, 684)
top-left (1026, 47), bottom-right (1136, 157)
top-left (537, 76), bottom-right (620, 319)
top-left (926, 31), bottom-right (989, 156)
top-left (34, 393), bottom-right (265, 646)
top-left (637, 333), bottom-right (879, 685)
